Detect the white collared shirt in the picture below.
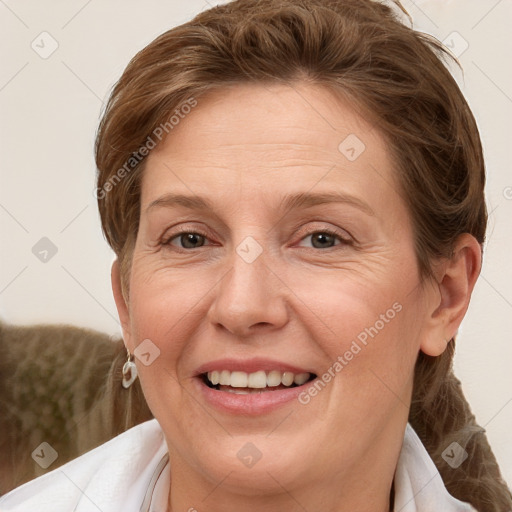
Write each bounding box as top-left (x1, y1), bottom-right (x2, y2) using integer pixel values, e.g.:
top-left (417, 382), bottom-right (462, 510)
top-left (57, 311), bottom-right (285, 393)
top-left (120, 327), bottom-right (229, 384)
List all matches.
top-left (0, 419), bottom-right (476, 512)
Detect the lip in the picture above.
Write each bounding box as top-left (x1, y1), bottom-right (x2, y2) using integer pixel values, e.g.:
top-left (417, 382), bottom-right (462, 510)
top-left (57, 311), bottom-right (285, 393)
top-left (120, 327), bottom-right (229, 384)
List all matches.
top-left (194, 357), bottom-right (313, 376)
top-left (195, 376), bottom-right (312, 415)
top-left (194, 358), bottom-right (316, 416)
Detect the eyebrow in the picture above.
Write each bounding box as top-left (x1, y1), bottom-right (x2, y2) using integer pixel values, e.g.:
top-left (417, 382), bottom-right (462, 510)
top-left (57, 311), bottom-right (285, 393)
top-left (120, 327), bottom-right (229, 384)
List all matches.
top-left (145, 191), bottom-right (375, 217)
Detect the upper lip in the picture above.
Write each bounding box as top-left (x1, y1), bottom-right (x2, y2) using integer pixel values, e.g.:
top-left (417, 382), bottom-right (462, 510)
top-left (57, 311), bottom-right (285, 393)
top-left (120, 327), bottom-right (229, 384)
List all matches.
top-left (195, 358), bottom-right (314, 376)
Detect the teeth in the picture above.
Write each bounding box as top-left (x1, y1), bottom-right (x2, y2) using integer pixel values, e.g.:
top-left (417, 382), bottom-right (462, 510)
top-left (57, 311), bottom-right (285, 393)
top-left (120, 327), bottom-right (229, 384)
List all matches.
top-left (230, 371), bottom-right (248, 388)
top-left (267, 370), bottom-right (282, 387)
top-left (226, 388), bottom-right (250, 394)
top-left (248, 370), bottom-right (267, 388)
top-left (294, 373), bottom-right (309, 385)
top-left (206, 370), bottom-right (311, 389)
top-left (219, 370), bottom-right (230, 385)
top-left (281, 372), bottom-right (294, 386)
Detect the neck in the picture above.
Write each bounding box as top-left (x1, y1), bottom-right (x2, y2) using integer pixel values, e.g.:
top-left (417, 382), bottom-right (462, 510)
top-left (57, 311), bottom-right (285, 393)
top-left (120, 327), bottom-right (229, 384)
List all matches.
top-left (166, 423), bottom-right (403, 512)
top-left (168, 472), bottom-right (394, 512)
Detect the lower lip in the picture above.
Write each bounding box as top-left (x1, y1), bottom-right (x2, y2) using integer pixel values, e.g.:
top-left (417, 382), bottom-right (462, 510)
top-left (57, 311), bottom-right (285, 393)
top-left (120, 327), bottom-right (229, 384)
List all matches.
top-left (195, 377), bottom-right (309, 415)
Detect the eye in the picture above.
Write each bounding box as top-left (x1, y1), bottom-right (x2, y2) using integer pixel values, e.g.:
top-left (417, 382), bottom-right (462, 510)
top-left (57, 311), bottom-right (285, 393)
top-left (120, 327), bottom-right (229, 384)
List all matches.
top-left (161, 227), bottom-right (352, 251)
top-left (163, 230), bottom-right (210, 250)
top-left (297, 229), bottom-right (351, 249)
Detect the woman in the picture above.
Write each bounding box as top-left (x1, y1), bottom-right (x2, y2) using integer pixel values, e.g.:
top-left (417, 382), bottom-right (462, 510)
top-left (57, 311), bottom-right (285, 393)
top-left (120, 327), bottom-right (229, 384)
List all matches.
top-left (1, 0), bottom-right (510, 510)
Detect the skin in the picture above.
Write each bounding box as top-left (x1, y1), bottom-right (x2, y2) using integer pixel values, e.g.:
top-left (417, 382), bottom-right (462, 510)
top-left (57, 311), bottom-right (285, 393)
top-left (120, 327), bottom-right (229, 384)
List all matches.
top-left (111, 83), bottom-right (481, 512)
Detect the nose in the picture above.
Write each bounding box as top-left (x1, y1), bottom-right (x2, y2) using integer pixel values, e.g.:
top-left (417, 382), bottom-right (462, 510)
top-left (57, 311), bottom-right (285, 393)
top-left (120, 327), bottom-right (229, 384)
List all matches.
top-left (206, 247), bottom-right (289, 338)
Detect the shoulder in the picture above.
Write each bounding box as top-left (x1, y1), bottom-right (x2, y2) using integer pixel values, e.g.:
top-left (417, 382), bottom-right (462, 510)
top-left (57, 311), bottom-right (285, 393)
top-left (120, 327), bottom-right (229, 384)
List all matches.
top-left (0, 419), bottom-right (167, 512)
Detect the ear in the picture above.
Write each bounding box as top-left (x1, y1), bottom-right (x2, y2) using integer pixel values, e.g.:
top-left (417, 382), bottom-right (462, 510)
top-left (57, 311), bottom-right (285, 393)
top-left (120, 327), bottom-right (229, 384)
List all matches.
top-left (420, 233), bottom-right (482, 357)
top-left (111, 259), bottom-right (133, 351)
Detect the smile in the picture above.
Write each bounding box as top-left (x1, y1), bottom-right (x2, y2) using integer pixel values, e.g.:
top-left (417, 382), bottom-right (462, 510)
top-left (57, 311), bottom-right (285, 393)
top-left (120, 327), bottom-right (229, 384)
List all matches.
top-left (203, 370), bottom-right (314, 394)
top-left (194, 360), bottom-right (318, 414)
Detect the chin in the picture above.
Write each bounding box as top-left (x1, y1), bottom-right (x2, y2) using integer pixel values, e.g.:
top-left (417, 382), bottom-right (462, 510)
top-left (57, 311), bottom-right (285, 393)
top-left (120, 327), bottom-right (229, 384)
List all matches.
top-left (185, 433), bottom-right (314, 496)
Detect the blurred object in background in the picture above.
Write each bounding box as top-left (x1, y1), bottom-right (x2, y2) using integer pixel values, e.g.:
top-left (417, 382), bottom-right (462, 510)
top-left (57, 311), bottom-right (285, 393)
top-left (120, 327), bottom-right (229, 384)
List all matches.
top-left (0, 320), bottom-right (153, 495)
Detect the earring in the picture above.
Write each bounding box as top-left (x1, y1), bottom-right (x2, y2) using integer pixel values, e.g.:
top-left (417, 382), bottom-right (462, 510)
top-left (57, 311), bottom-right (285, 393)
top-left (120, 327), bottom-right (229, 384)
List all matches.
top-left (122, 349), bottom-right (138, 389)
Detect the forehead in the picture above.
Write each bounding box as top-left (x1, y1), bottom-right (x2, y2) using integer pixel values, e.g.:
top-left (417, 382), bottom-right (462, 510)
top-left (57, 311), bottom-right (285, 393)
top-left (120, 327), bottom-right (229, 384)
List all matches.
top-left (141, 82), bottom-right (401, 214)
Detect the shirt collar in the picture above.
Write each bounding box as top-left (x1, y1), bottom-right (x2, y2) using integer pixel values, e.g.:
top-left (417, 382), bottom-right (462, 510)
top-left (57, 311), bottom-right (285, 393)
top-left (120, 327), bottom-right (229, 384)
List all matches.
top-left (393, 423), bottom-right (475, 511)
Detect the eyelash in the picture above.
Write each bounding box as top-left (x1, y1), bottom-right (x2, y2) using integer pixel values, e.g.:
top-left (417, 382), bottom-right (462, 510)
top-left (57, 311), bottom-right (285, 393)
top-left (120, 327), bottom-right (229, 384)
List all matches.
top-left (160, 225), bottom-right (352, 251)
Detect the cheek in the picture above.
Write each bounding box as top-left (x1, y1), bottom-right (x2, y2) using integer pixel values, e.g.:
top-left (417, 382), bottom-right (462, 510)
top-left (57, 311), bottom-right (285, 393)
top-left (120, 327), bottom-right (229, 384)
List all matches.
top-left (290, 256), bottom-right (423, 419)
top-left (128, 260), bottom-right (214, 336)
top-left (124, 267), bottom-right (210, 406)
top-left (288, 253), bottom-right (421, 353)
top-left (126, 269), bottom-right (208, 434)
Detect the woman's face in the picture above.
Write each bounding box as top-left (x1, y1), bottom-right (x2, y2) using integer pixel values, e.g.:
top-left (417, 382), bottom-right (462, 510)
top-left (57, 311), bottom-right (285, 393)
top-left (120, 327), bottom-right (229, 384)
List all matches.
top-left (115, 83), bottom-right (440, 500)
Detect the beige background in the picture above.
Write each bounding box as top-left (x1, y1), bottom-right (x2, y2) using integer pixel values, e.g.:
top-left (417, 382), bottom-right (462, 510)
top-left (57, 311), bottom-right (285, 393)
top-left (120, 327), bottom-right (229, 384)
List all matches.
top-left (1, 0), bottom-right (511, 485)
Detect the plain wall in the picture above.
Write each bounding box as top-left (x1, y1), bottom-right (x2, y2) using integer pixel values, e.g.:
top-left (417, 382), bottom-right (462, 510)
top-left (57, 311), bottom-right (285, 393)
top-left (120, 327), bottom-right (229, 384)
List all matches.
top-left (1, 0), bottom-right (511, 486)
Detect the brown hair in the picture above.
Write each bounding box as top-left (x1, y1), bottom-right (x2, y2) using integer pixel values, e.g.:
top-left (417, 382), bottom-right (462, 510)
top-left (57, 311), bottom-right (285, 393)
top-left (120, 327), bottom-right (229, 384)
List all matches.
top-left (95, 0), bottom-right (512, 508)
